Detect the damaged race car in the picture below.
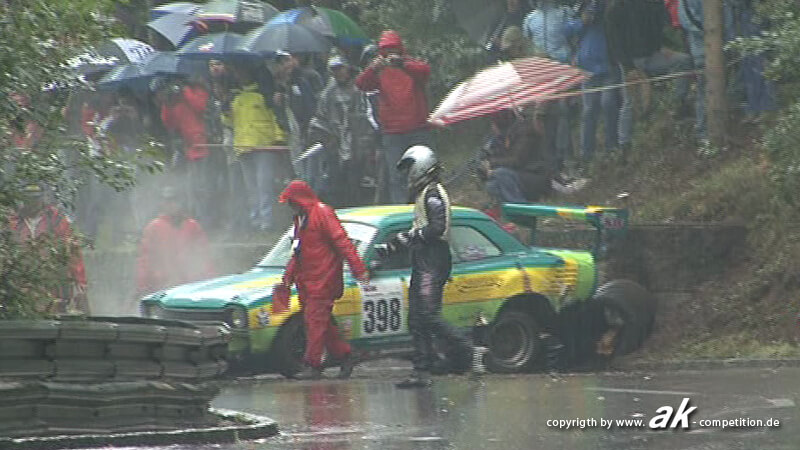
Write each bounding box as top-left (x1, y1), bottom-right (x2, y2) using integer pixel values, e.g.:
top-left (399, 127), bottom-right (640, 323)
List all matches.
top-left (139, 203), bottom-right (656, 377)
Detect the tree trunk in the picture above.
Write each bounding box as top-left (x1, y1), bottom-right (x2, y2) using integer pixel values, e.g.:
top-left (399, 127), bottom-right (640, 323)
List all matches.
top-left (703, 0), bottom-right (727, 147)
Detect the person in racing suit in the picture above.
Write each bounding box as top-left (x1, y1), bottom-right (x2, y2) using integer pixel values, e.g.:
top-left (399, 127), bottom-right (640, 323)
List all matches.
top-left (275, 180), bottom-right (370, 380)
top-left (381, 146), bottom-right (485, 388)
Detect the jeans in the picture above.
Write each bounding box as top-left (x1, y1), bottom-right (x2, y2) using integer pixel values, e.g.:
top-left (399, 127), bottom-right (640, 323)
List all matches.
top-left (686, 32), bottom-right (708, 140)
top-left (543, 99), bottom-right (571, 172)
top-left (581, 71), bottom-right (621, 159)
top-left (187, 156), bottom-right (215, 230)
top-left (486, 167), bottom-right (527, 204)
top-left (736, 5), bottom-right (776, 115)
top-left (240, 151), bottom-right (277, 230)
top-left (381, 129), bottom-right (431, 204)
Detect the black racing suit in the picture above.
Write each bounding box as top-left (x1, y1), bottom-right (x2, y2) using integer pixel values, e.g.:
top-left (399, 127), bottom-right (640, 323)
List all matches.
top-left (399, 182), bottom-right (472, 372)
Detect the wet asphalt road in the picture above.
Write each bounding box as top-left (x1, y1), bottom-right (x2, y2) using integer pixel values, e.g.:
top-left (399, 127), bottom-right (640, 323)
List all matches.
top-left (128, 364), bottom-right (799, 449)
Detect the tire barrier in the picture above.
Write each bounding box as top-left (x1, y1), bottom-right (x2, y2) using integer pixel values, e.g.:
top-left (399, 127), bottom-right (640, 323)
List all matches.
top-left (0, 317), bottom-right (231, 383)
top-left (0, 380), bottom-right (223, 439)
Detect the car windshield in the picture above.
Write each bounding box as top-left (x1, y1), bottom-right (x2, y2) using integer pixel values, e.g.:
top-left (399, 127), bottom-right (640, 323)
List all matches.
top-left (256, 221), bottom-right (378, 268)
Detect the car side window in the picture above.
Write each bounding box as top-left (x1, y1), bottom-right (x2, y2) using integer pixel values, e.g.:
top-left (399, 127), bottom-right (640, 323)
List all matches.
top-left (450, 225), bottom-right (502, 263)
top-left (376, 233), bottom-right (412, 271)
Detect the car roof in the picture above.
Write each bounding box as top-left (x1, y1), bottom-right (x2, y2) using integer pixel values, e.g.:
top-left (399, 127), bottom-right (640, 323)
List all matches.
top-left (337, 204), bottom-right (488, 228)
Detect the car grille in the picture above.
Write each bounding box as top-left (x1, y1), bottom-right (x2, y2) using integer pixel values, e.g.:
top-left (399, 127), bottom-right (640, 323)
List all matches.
top-left (155, 306), bottom-right (229, 324)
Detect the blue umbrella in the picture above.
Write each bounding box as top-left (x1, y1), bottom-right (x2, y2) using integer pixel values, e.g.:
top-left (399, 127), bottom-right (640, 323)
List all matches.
top-left (147, 12), bottom-right (199, 48)
top-left (97, 64), bottom-right (150, 91)
top-left (150, 2), bottom-right (201, 20)
top-left (176, 32), bottom-right (255, 59)
top-left (238, 22), bottom-right (330, 56)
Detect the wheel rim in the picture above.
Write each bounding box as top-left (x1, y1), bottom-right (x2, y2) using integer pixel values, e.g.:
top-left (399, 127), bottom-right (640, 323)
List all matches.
top-left (489, 319), bottom-right (533, 368)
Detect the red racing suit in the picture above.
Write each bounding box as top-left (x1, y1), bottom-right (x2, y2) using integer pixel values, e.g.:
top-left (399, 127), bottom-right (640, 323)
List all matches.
top-left (160, 86), bottom-right (210, 161)
top-left (9, 206), bottom-right (89, 313)
top-left (136, 214), bottom-right (215, 296)
top-left (279, 180), bottom-right (368, 368)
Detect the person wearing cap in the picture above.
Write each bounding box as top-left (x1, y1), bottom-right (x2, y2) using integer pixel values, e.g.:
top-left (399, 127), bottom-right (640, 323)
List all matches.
top-left (355, 30), bottom-right (432, 205)
top-left (135, 186), bottom-right (215, 300)
top-left (308, 54), bottom-right (378, 207)
top-left (9, 185), bottom-right (89, 315)
top-left (273, 180), bottom-right (369, 380)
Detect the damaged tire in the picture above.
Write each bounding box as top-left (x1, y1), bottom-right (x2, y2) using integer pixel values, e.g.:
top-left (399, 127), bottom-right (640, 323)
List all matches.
top-left (594, 279), bottom-right (656, 356)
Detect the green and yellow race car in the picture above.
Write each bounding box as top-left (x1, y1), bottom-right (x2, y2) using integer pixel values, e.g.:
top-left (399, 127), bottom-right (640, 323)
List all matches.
top-left (140, 203), bottom-right (656, 376)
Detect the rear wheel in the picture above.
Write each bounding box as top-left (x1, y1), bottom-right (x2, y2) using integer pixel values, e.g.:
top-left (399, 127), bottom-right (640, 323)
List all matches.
top-left (271, 315), bottom-right (306, 378)
top-left (485, 310), bottom-right (541, 373)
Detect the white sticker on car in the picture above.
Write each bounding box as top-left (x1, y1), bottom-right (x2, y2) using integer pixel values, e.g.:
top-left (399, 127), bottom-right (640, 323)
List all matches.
top-left (359, 280), bottom-right (406, 337)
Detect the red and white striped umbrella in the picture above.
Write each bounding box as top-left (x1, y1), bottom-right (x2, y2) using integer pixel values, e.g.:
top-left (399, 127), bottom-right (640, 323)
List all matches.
top-left (429, 57), bottom-right (590, 127)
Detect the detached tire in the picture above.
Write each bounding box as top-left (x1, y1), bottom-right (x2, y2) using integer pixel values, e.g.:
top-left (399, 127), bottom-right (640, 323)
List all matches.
top-left (271, 314), bottom-right (306, 378)
top-left (486, 310), bottom-right (541, 373)
top-left (594, 279), bottom-right (656, 356)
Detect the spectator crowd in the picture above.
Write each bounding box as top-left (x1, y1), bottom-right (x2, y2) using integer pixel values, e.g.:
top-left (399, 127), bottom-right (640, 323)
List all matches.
top-left (1, 0), bottom-right (777, 313)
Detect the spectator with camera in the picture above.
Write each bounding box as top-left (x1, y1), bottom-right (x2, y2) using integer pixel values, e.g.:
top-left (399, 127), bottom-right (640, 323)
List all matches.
top-left (356, 30), bottom-right (432, 204)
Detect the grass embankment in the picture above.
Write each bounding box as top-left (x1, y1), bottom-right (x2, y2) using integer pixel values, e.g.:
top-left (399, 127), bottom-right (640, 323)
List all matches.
top-left (438, 101), bottom-right (800, 359)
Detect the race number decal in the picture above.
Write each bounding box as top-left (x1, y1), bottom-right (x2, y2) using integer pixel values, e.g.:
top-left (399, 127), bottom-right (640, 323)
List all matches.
top-left (360, 280), bottom-right (405, 337)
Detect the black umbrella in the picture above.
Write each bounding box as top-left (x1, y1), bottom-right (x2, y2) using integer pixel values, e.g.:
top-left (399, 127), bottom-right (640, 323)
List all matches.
top-left (176, 32), bottom-right (255, 59)
top-left (238, 22), bottom-right (331, 56)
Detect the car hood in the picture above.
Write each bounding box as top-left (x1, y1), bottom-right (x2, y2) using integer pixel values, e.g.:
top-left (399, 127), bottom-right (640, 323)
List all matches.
top-left (153, 268), bottom-right (285, 309)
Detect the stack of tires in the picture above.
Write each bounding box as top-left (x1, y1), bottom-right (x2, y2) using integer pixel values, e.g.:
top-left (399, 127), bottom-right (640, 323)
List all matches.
top-left (0, 317), bottom-right (230, 437)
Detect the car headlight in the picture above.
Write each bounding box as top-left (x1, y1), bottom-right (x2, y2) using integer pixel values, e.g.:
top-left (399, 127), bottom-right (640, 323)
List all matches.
top-left (141, 302), bottom-right (162, 319)
top-left (227, 306), bottom-right (249, 328)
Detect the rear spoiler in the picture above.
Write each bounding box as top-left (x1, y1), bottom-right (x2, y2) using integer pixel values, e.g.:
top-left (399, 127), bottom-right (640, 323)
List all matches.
top-left (501, 203), bottom-right (629, 258)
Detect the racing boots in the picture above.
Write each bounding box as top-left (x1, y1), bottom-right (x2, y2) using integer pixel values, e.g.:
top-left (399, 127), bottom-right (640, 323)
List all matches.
top-left (396, 370), bottom-right (432, 389)
top-left (338, 352), bottom-right (360, 379)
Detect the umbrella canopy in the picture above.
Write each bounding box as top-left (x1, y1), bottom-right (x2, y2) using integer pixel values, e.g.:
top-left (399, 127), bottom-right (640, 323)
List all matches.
top-left (194, 0), bottom-right (279, 26)
top-left (238, 22), bottom-right (330, 55)
top-left (268, 7), bottom-right (368, 46)
top-left (176, 32), bottom-right (253, 59)
top-left (97, 51), bottom-right (203, 90)
top-left (147, 12), bottom-right (200, 48)
top-left (66, 38), bottom-right (155, 78)
top-left (450, 0), bottom-right (504, 47)
top-left (150, 2), bottom-right (201, 20)
top-left (429, 57), bottom-right (589, 127)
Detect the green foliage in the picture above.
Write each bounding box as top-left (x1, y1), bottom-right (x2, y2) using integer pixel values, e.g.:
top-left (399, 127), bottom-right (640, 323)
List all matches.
top-left (0, 0), bottom-right (161, 318)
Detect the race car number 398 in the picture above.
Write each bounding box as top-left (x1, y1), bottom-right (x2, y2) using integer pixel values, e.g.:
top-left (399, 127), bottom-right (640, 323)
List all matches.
top-left (359, 280), bottom-right (406, 336)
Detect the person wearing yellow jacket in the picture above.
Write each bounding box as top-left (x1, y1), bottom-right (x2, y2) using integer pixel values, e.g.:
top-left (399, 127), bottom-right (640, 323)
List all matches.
top-left (223, 64), bottom-right (286, 232)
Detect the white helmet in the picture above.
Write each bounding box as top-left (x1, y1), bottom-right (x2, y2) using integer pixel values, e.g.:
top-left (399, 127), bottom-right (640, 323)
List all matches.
top-left (396, 145), bottom-right (441, 192)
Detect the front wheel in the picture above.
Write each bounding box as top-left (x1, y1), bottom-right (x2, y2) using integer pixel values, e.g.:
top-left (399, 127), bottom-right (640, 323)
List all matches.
top-left (271, 315), bottom-right (306, 378)
top-left (485, 310), bottom-right (542, 373)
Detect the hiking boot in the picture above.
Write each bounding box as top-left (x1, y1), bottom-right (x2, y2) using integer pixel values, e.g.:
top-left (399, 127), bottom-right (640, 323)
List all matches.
top-left (294, 366), bottom-right (324, 380)
top-left (396, 370), bottom-right (432, 389)
top-left (338, 353), bottom-right (359, 379)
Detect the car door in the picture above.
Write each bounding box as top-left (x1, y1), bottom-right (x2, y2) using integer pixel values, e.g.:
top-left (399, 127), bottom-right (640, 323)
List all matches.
top-left (444, 219), bottom-right (516, 329)
top-left (353, 226), bottom-right (413, 349)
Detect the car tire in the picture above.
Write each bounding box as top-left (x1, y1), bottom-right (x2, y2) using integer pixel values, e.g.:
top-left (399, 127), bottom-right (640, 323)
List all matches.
top-left (486, 310), bottom-right (542, 373)
top-left (271, 314), bottom-right (306, 378)
top-left (593, 279), bottom-right (656, 356)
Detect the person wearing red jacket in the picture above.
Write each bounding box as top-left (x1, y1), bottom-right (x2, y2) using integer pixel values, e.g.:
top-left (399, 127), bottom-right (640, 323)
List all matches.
top-left (356, 30), bottom-right (432, 204)
top-left (136, 186), bottom-right (215, 299)
top-left (159, 79), bottom-right (215, 229)
top-left (274, 180), bottom-right (370, 380)
top-left (9, 185), bottom-right (89, 315)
